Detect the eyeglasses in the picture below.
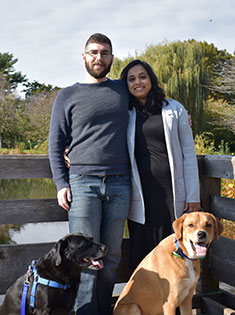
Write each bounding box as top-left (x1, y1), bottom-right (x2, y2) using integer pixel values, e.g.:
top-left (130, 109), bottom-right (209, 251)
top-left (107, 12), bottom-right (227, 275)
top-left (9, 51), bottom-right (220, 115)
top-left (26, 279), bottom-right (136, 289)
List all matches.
top-left (85, 50), bottom-right (112, 59)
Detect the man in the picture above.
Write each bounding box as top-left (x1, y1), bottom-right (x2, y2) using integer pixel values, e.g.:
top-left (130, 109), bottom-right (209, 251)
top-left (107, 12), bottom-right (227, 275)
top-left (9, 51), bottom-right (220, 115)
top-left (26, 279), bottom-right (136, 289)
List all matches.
top-left (49, 33), bottom-right (131, 315)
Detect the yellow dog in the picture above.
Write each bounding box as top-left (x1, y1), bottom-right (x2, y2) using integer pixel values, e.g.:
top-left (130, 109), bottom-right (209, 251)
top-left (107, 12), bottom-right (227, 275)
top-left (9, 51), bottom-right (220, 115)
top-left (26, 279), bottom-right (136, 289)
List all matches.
top-left (114, 211), bottom-right (223, 315)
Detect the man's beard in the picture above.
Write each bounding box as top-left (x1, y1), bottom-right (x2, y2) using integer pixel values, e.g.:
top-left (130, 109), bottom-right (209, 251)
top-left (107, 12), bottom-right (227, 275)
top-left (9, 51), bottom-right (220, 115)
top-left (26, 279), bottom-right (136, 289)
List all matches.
top-left (85, 60), bottom-right (112, 79)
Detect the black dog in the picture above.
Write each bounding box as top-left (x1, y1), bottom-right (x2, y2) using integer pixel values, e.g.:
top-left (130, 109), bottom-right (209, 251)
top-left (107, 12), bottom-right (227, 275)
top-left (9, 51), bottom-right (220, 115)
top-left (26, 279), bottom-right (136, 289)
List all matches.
top-left (0, 233), bottom-right (107, 315)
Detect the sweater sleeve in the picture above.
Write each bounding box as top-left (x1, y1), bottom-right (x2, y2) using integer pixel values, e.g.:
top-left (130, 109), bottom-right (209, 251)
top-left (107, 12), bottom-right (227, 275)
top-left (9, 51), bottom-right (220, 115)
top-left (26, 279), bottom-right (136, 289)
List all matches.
top-left (49, 89), bottom-right (70, 191)
top-left (177, 104), bottom-right (200, 203)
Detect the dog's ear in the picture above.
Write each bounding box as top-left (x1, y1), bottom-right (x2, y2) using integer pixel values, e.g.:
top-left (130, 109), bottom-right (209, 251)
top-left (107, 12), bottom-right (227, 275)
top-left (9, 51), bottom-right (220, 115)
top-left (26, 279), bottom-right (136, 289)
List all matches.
top-left (54, 239), bottom-right (64, 266)
top-left (173, 214), bottom-right (186, 240)
top-left (210, 214), bottom-right (224, 240)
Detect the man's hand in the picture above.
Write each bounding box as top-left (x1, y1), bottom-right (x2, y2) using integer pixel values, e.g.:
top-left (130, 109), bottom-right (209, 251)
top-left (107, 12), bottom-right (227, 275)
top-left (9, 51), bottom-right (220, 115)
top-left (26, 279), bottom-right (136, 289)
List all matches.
top-left (57, 187), bottom-right (72, 211)
top-left (188, 114), bottom-right (192, 127)
top-left (64, 147), bottom-right (71, 168)
top-left (186, 110), bottom-right (192, 127)
top-left (184, 202), bottom-right (201, 212)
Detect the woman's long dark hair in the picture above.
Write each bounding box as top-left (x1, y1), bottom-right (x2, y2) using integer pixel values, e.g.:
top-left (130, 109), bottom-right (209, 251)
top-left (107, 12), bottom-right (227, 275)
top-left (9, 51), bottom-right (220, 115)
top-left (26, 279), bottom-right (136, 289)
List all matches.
top-left (121, 59), bottom-right (167, 116)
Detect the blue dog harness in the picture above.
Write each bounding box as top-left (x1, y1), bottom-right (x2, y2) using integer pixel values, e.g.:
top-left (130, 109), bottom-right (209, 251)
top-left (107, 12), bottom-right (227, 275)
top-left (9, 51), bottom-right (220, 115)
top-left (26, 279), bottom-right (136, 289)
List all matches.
top-left (21, 260), bottom-right (71, 315)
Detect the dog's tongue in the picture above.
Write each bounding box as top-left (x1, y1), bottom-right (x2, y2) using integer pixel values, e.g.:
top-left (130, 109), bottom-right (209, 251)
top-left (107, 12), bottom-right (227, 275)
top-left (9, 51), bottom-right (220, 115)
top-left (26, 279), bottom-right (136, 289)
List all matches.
top-left (195, 244), bottom-right (207, 257)
top-left (91, 259), bottom-right (104, 269)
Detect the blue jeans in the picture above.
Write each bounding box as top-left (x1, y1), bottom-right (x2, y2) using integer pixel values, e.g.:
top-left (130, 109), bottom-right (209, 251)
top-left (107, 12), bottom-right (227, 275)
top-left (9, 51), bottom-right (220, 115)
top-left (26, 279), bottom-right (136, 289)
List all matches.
top-left (68, 174), bottom-right (131, 315)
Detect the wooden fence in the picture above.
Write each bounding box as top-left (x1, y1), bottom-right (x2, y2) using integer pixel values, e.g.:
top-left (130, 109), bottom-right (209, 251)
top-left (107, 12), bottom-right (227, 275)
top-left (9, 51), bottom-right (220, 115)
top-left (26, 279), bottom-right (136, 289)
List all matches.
top-left (0, 155), bottom-right (235, 314)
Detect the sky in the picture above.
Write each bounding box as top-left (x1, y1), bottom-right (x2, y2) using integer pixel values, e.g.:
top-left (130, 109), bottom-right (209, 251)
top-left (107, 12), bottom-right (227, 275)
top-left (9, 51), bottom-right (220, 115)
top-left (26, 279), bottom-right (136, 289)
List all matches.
top-left (1, 0), bottom-right (235, 92)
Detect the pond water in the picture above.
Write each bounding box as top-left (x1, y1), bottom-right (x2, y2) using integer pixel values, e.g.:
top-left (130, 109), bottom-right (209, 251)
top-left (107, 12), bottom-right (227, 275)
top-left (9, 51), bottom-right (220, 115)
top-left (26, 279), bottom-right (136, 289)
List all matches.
top-left (0, 178), bottom-right (129, 244)
top-left (11, 222), bottom-right (69, 244)
top-left (0, 178), bottom-right (69, 244)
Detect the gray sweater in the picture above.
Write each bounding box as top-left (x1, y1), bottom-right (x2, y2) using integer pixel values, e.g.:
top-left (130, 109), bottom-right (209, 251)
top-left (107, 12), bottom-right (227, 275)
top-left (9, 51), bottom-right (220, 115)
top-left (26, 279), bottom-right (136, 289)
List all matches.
top-left (49, 79), bottom-right (130, 191)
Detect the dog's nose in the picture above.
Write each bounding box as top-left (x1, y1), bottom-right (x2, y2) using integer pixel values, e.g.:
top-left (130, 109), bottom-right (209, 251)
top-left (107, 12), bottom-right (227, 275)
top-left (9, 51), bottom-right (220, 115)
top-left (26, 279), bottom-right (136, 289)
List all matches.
top-left (197, 231), bottom-right (207, 240)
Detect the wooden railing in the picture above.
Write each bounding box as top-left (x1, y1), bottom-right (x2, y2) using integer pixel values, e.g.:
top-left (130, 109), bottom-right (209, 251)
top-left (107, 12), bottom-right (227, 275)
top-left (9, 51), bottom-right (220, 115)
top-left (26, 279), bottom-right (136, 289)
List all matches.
top-left (0, 155), bottom-right (234, 314)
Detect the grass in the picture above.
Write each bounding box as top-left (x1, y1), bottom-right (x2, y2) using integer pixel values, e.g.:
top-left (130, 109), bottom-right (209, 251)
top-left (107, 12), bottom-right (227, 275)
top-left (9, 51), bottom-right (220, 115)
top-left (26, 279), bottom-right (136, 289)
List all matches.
top-left (0, 148), bottom-right (46, 155)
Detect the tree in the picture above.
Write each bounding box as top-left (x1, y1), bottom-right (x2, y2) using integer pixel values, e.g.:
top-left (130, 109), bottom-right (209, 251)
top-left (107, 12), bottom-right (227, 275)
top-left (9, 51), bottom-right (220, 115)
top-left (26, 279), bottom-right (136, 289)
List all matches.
top-left (0, 72), bottom-right (11, 99)
top-left (0, 72), bottom-right (28, 149)
top-left (0, 74), bottom-right (13, 147)
top-left (209, 58), bottom-right (235, 105)
top-left (0, 53), bottom-right (61, 150)
top-left (0, 93), bottom-right (26, 148)
top-left (207, 101), bottom-right (235, 135)
top-left (203, 58), bottom-right (235, 138)
top-left (24, 90), bottom-right (58, 147)
top-left (0, 52), bottom-right (27, 90)
top-left (23, 80), bottom-right (60, 98)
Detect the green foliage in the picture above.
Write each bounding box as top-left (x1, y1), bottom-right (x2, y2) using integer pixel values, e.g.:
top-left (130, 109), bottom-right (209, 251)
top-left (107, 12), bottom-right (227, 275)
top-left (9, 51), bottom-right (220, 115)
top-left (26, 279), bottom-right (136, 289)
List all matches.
top-left (0, 52), bottom-right (27, 90)
top-left (0, 72), bottom-right (58, 150)
top-left (0, 178), bottom-right (57, 200)
top-left (24, 90), bottom-right (58, 147)
top-left (194, 132), bottom-right (232, 155)
top-left (34, 139), bottom-right (49, 154)
top-left (0, 225), bottom-right (19, 244)
top-left (23, 80), bottom-right (60, 98)
top-left (0, 73), bottom-right (29, 148)
top-left (109, 54), bottom-right (134, 79)
top-left (0, 93), bottom-right (28, 148)
top-left (202, 98), bottom-right (235, 151)
top-left (16, 142), bottom-right (26, 154)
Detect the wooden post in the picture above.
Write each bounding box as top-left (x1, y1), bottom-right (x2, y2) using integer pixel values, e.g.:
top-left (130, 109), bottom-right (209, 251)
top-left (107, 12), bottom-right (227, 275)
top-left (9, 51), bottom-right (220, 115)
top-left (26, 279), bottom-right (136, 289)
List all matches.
top-left (197, 155), bottom-right (221, 295)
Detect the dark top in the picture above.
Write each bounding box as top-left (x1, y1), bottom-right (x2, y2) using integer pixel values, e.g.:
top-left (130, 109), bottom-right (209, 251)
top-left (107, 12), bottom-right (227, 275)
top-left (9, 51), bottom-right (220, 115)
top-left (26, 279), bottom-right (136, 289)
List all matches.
top-left (135, 112), bottom-right (171, 181)
top-left (49, 79), bottom-right (130, 191)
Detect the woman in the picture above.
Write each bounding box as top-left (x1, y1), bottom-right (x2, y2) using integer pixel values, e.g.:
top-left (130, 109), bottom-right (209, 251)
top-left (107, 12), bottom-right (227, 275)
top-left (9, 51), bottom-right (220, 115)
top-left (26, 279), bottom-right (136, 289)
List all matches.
top-left (122, 60), bottom-right (201, 270)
